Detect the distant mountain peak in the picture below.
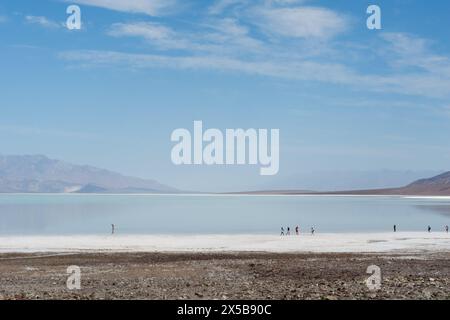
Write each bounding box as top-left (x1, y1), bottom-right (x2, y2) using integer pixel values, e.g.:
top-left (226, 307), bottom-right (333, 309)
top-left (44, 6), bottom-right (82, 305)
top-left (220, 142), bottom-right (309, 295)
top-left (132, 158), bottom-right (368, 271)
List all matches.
top-left (0, 154), bottom-right (177, 194)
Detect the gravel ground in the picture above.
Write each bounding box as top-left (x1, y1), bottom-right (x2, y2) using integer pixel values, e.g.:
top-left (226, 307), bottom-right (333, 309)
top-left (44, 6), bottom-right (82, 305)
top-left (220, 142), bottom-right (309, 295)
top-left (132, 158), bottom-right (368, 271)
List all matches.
top-left (0, 251), bottom-right (449, 300)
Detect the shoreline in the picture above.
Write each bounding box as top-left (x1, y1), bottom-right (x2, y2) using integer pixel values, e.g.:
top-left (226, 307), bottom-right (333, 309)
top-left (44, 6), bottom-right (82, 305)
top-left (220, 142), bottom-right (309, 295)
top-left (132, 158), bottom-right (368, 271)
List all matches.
top-left (1, 193), bottom-right (450, 199)
top-left (1, 232), bottom-right (449, 254)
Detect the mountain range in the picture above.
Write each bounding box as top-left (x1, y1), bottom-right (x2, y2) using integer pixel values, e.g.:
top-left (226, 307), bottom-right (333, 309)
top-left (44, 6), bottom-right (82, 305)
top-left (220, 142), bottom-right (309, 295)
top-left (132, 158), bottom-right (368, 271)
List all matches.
top-left (237, 172), bottom-right (450, 196)
top-left (337, 171), bottom-right (450, 196)
top-left (1, 154), bottom-right (449, 195)
top-left (0, 155), bottom-right (177, 193)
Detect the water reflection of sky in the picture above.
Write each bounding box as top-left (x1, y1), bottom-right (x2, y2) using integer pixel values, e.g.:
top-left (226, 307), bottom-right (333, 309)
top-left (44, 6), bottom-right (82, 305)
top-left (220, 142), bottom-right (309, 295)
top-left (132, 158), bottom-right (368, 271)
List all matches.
top-left (415, 204), bottom-right (450, 217)
top-left (0, 195), bottom-right (449, 235)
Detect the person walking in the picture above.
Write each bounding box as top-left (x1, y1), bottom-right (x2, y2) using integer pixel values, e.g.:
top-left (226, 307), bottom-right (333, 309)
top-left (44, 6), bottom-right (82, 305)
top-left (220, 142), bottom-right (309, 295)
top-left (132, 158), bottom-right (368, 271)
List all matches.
top-left (446, 225), bottom-right (449, 233)
top-left (295, 225), bottom-right (299, 235)
top-left (311, 227), bottom-right (315, 235)
top-left (428, 225), bottom-right (431, 233)
top-left (280, 227), bottom-right (285, 236)
top-left (287, 227), bottom-right (291, 236)
top-left (393, 224), bottom-right (397, 232)
top-left (111, 224), bottom-right (115, 235)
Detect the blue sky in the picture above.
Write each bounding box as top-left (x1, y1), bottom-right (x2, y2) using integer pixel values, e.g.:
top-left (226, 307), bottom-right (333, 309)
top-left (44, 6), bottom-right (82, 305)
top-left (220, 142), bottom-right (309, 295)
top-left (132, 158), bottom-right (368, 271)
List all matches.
top-left (1, 0), bottom-right (450, 192)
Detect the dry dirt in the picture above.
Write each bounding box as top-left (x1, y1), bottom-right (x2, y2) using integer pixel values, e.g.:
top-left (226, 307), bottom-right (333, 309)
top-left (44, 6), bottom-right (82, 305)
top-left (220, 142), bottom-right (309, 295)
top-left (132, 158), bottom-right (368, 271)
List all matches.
top-left (0, 251), bottom-right (449, 300)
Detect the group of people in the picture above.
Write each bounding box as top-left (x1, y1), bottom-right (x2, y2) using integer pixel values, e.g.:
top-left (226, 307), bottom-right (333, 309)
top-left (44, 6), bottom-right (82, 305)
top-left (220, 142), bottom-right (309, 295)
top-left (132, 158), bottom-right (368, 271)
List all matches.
top-left (279, 224), bottom-right (450, 236)
top-left (280, 226), bottom-right (315, 236)
top-left (110, 223), bottom-right (449, 236)
top-left (393, 225), bottom-right (449, 233)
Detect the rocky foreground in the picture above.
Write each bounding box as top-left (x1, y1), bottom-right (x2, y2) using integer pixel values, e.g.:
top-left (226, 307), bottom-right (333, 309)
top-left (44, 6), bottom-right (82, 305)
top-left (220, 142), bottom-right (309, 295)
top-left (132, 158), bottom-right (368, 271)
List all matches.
top-left (0, 252), bottom-right (449, 300)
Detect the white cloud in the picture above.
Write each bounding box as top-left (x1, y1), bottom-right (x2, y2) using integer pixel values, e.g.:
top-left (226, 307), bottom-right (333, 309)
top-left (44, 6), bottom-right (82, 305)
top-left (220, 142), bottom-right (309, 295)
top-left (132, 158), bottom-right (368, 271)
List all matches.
top-left (109, 22), bottom-right (173, 40)
top-left (213, 18), bottom-right (248, 36)
top-left (208, 0), bottom-right (248, 15)
top-left (108, 19), bottom-right (263, 54)
top-left (252, 6), bottom-right (348, 39)
top-left (108, 22), bottom-right (189, 50)
top-left (70, 0), bottom-right (177, 16)
top-left (59, 46), bottom-right (450, 99)
top-left (25, 15), bottom-right (60, 29)
top-left (382, 32), bottom-right (429, 57)
top-left (268, 0), bottom-right (304, 5)
top-left (382, 32), bottom-right (450, 76)
top-left (207, 0), bottom-right (305, 15)
top-left (203, 18), bottom-right (264, 52)
top-left (57, 4), bottom-right (450, 100)
top-left (207, 1), bottom-right (348, 40)
top-left (55, 49), bottom-right (368, 88)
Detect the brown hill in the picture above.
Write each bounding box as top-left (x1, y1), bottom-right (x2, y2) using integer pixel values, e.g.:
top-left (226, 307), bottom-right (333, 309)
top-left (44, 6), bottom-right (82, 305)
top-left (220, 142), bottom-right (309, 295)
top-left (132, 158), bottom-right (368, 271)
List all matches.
top-left (237, 172), bottom-right (450, 196)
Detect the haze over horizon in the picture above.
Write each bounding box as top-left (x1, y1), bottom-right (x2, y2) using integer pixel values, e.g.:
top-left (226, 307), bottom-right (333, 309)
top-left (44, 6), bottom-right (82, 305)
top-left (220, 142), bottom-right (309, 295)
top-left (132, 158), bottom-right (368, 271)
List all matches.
top-left (1, 1), bottom-right (450, 192)
top-left (0, 153), bottom-right (444, 193)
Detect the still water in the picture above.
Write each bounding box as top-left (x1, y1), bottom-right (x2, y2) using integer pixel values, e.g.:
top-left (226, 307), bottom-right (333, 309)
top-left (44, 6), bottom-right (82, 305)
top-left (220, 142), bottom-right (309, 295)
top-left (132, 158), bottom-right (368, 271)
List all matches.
top-left (0, 194), bottom-right (449, 235)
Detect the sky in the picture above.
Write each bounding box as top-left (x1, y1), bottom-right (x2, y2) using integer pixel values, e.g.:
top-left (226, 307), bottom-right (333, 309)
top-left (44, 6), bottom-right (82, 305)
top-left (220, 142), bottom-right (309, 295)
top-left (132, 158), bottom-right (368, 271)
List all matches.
top-left (0, 0), bottom-right (450, 192)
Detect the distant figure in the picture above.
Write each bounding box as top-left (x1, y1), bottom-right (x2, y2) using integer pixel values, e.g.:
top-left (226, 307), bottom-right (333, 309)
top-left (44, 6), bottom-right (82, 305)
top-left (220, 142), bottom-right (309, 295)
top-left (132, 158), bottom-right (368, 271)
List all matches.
top-left (393, 225), bottom-right (397, 232)
top-left (111, 224), bottom-right (115, 235)
top-left (295, 226), bottom-right (299, 235)
top-left (446, 225), bottom-right (449, 233)
top-left (280, 227), bottom-right (285, 236)
top-left (311, 227), bottom-right (315, 235)
top-left (428, 225), bottom-right (431, 233)
top-left (287, 227), bottom-right (291, 236)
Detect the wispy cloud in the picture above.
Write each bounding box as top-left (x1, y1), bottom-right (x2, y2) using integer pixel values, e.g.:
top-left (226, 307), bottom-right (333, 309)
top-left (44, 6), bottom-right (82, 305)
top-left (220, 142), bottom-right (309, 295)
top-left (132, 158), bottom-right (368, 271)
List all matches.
top-left (250, 6), bottom-right (348, 39)
top-left (69, 0), bottom-right (177, 16)
top-left (59, 37), bottom-right (450, 100)
top-left (55, 49), bottom-right (364, 86)
top-left (105, 1), bottom-right (348, 58)
top-left (58, 2), bottom-right (450, 100)
top-left (208, 0), bottom-right (348, 40)
top-left (207, 0), bottom-right (307, 15)
top-left (25, 15), bottom-right (61, 29)
top-left (208, 0), bottom-right (248, 15)
top-left (108, 22), bottom-right (190, 50)
top-left (206, 18), bottom-right (263, 52)
top-left (107, 19), bottom-right (263, 54)
top-left (382, 32), bottom-right (450, 76)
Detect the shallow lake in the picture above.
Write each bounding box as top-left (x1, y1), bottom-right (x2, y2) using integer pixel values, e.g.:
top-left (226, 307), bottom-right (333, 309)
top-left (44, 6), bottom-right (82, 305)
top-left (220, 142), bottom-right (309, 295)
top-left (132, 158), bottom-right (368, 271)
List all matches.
top-left (0, 194), bottom-right (449, 235)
